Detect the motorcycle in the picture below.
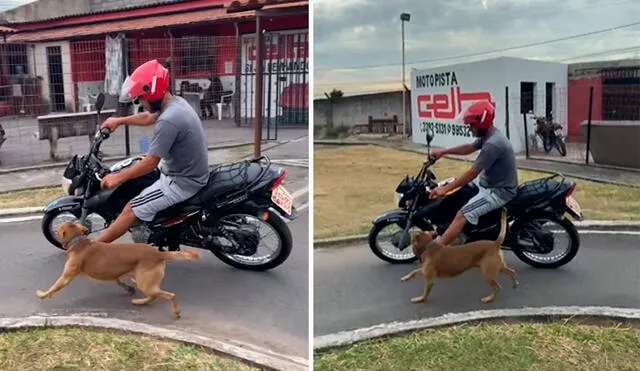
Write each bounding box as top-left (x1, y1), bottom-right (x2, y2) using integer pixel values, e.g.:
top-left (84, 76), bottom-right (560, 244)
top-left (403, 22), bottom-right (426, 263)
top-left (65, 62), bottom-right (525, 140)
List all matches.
top-left (42, 93), bottom-right (296, 271)
top-left (368, 131), bottom-right (583, 269)
top-left (533, 113), bottom-right (567, 157)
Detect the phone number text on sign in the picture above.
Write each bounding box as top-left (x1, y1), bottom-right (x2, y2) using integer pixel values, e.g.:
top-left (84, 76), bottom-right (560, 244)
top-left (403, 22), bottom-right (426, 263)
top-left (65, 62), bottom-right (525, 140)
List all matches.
top-left (420, 121), bottom-right (473, 138)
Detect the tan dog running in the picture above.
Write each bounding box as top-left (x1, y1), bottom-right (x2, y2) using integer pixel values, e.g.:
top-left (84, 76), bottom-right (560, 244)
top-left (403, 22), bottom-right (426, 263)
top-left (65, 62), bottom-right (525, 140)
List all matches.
top-left (401, 208), bottom-right (519, 304)
top-left (36, 222), bottom-right (201, 319)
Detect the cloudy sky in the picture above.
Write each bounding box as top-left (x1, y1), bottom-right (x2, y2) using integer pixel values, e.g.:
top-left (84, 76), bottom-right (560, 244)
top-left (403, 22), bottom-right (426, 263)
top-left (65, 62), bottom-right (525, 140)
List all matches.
top-left (314, 0), bottom-right (640, 97)
top-left (0, 0), bottom-right (32, 11)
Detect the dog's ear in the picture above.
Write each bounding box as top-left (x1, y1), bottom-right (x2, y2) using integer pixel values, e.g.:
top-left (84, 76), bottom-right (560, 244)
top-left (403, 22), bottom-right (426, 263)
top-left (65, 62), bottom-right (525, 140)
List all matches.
top-left (78, 224), bottom-right (89, 235)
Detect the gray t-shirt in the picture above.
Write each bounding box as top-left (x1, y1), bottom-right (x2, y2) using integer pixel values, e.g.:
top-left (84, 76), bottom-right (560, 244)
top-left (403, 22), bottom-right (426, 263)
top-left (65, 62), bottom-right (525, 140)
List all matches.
top-left (147, 96), bottom-right (209, 192)
top-left (472, 129), bottom-right (518, 201)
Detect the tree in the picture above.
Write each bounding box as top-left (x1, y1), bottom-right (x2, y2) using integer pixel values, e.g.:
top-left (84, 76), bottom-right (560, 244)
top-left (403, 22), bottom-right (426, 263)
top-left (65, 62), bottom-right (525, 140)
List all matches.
top-left (324, 89), bottom-right (343, 129)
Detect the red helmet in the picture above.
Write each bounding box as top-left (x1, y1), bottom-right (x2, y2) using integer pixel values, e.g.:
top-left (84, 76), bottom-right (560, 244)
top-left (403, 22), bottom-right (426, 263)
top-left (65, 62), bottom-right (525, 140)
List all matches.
top-left (462, 100), bottom-right (495, 130)
top-left (119, 59), bottom-right (169, 104)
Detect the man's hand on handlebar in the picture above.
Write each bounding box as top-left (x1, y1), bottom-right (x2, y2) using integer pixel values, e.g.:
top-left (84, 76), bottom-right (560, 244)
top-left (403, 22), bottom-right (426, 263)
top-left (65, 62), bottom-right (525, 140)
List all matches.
top-left (100, 117), bottom-right (121, 133)
top-left (430, 150), bottom-right (446, 160)
top-left (100, 173), bottom-right (123, 189)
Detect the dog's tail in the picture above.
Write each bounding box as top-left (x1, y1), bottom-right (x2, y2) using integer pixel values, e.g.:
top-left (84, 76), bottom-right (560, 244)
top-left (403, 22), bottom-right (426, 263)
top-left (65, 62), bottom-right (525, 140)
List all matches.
top-left (162, 249), bottom-right (202, 261)
top-left (496, 207), bottom-right (508, 247)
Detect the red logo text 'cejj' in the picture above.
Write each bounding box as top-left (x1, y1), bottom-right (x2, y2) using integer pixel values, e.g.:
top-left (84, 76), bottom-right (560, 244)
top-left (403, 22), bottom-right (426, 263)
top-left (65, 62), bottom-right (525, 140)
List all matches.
top-left (417, 87), bottom-right (492, 119)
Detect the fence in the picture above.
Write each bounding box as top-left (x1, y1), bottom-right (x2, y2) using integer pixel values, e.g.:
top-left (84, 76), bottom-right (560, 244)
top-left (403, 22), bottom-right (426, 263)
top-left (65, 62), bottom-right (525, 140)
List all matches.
top-left (514, 82), bottom-right (640, 170)
top-left (0, 31), bottom-right (309, 170)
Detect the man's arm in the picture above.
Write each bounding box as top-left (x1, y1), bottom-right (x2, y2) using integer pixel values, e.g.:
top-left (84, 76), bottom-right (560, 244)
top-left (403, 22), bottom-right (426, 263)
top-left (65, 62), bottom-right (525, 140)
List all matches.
top-left (444, 166), bottom-right (482, 191)
top-left (441, 143), bottom-right (478, 156)
top-left (116, 155), bottom-right (160, 183)
top-left (101, 112), bottom-right (158, 132)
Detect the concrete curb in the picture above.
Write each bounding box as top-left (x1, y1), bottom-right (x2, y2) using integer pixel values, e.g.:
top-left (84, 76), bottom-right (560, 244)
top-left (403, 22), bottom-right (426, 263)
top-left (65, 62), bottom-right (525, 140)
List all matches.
top-left (314, 220), bottom-right (640, 248)
top-left (0, 140), bottom-right (283, 175)
top-left (0, 315), bottom-right (307, 371)
top-left (315, 140), bottom-right (640, 189)
top-left (313, 306), bottom-right (640, 351)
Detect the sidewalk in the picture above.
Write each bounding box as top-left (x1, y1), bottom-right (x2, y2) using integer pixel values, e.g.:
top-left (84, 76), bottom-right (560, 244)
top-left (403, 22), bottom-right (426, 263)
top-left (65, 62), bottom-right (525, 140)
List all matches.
top-left (0, 141), bottom-right (285, 194)
top-left (315, 138), bottom-right (640, 188)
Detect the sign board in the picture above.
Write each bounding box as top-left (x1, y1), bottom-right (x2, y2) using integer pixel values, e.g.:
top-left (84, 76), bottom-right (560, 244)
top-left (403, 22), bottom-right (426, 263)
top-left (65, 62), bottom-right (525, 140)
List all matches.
top-left (411, 65), bottom-right (505, 148)
top-left (240, 29), bottom-right (309, 119)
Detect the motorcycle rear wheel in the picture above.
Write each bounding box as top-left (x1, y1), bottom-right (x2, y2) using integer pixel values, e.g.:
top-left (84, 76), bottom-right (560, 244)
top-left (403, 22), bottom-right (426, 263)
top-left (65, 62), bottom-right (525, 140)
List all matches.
top-left (211, 208), bottom-right (292, 271)
top-left (511, 215), bottom-right (579, 269)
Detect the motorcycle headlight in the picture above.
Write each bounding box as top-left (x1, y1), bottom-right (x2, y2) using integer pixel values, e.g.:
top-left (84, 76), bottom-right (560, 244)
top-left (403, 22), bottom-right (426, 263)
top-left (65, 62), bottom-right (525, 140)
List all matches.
top-left (395, 192), bottom-right (403, 207)
top-left (61, 176), bottom-right (72, 194)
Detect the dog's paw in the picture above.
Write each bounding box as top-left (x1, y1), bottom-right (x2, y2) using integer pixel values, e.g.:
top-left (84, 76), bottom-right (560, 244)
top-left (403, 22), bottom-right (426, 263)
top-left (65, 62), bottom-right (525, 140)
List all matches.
top-left (513, 280), bottom-right (520, 289)
top-left (36, 290), bottom-right (48, 299)
top-left (401, 275), bottom-right (412, 282)
top-left (173, 311), bottom-right (181, 319)
top-left (481, 295), bottom-right (495, 304)
top-left (410, 296), bottom-right (426, 303)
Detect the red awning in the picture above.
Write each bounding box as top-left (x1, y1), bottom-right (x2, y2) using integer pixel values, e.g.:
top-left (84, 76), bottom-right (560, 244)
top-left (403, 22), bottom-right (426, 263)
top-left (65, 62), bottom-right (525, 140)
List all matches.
top-left (8, 8), bottom-right (254, 42)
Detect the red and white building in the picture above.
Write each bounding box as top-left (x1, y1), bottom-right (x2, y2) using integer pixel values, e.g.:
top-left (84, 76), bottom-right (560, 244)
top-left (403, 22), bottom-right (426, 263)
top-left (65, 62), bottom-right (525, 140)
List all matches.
top-left (0, 0), bottom-right (308, 125)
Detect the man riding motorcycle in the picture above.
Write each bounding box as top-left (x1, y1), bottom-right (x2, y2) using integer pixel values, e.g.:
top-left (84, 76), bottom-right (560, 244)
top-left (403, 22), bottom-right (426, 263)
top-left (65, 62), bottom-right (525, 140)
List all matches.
top-left (429, 100), bottom-right (518, 246)
top-left (96, 59), bottom-right (210, 243)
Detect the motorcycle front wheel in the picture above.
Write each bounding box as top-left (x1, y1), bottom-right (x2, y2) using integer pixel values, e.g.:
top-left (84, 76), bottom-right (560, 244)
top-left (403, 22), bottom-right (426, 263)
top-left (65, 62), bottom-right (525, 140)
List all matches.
top-left (368, 220), bottom-right (419, 264)
top-left (555, 137), bottom-right (567, 156)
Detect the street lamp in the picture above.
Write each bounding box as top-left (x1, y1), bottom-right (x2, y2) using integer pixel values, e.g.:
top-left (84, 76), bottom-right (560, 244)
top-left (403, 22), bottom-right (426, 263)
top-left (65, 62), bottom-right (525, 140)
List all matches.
top-left (400, 12), bottom-right (410, 139)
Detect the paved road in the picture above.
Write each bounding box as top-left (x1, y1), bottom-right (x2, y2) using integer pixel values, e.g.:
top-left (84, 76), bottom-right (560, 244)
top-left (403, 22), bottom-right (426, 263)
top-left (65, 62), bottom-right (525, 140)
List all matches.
top-left (0, 209), bottom-right (309, 358)
top-left (314, 234), bottom-right (640, 336)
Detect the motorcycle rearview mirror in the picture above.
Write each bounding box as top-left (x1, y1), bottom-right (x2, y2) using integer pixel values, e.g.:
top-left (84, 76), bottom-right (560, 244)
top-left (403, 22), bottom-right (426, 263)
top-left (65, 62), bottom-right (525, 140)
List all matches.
top-left (95, 93), bottom-right (105, 113)
top-left (425, 129), bottom-right (434, 156)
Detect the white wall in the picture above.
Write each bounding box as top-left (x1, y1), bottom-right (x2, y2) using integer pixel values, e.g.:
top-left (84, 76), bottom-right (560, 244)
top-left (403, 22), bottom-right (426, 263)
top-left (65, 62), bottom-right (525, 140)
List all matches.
top-left (410, 57), bottom-right (568, 153)
top-left (410, 58), bottom-right (507, 148)
top-left (503, 56), bottom-right (568, 152)
top-left (29, 41), bottom-right (75, 112)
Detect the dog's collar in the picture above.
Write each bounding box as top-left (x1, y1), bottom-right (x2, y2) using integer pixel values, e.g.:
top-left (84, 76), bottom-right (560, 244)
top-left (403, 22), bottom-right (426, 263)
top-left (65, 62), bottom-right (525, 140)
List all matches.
top-left (415, 239), bottom-right (437, 261)
top-left (64, 234), bottom-right (87, 250)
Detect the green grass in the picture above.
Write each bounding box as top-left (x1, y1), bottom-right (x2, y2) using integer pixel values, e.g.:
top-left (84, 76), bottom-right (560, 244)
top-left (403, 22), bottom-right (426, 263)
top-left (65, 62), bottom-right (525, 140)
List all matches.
top-left (0, 327), bottom-right (256, 371)
top-left (314, 322), bottom-right (640, 371)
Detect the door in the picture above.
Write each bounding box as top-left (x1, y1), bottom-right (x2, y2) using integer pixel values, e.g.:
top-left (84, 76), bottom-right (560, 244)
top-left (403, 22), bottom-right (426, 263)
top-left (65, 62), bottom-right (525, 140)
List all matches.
top-left (545, 82), bottom-right (554, 120)
top-left (46, 46), bottom-right (65, 112)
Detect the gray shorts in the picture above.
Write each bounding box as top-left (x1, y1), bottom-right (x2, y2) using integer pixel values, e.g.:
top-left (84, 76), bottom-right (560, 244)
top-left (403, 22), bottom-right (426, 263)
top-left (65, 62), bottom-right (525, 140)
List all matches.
top-left (461, 180), bottom-right (508, 226)
top-left (130, 173), bottom-right (199, 222)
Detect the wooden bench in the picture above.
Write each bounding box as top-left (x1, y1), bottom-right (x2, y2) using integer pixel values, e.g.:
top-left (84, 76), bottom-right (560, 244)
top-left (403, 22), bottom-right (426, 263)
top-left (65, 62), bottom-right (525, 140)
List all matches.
top-left (37, 109), bottom-right (116, 160)
top-left (352, 115), bottom-right (400, 134)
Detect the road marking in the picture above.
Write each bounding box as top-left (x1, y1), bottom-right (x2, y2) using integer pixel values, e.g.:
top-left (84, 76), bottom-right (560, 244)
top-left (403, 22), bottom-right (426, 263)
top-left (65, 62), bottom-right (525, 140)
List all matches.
top-left (297, 202), bottom-right (309, 212)
top-left (0, 215), bottom-right (43, 223)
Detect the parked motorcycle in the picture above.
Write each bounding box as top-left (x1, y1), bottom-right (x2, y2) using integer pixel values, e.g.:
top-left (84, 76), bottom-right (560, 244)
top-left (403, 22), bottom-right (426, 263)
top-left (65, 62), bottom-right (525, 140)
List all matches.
top-left (368, 131), bottom-right (583, 269)
top-left (42, 93), bottom-right (296, 271)
top-left (533, 113), bottom-right (567, 156)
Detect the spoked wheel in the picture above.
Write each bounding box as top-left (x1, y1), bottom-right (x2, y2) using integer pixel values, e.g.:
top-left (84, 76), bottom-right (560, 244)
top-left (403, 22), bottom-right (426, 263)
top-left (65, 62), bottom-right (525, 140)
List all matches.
top-left (511, 216), bottom-right (579, 269)
top-left (555, 137), bottom-right (567, 156)
top-left (42, 210), bottom-right (107, 250)
top-left (368, 221), bottom-right (421, 264)
top-left (211, 210), bottom-right (292, 271)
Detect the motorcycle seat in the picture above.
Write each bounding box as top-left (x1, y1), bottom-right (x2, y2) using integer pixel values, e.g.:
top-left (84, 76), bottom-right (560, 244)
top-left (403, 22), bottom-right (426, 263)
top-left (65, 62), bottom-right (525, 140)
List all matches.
top-left (508, 178), bottom-right (562, 210)
top-left (149, 162), bottom-right (264, 224)
top-left (197, 162), bottom-right (263, 200)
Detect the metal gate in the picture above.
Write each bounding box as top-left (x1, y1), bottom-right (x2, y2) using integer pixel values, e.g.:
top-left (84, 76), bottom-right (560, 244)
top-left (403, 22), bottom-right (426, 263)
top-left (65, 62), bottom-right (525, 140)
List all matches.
top-left (239, 29), bottom-right (309, 140)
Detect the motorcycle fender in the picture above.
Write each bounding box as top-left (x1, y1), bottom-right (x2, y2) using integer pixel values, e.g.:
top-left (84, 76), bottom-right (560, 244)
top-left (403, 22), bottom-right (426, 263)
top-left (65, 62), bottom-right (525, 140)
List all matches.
top-left (44, 195), bottom-right (83, 214)
top-left (373, 209), bottom-right (409, 226)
